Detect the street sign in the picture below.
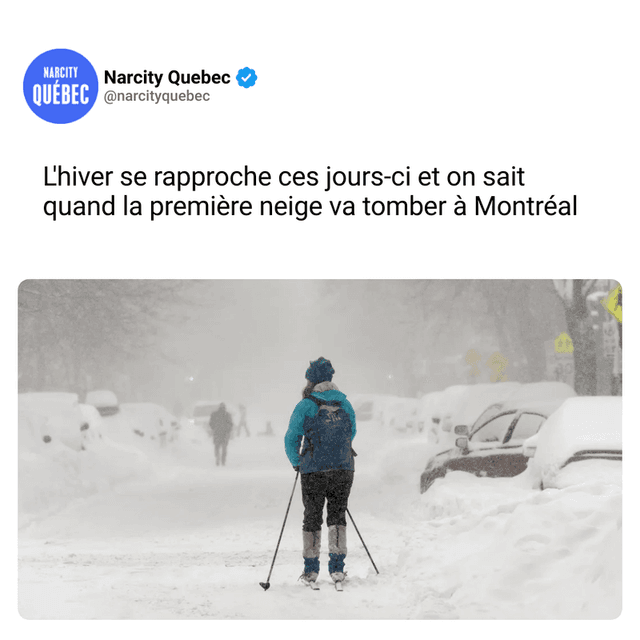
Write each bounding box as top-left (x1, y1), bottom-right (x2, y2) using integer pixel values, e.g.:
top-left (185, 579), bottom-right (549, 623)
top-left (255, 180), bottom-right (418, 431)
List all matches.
top-left (601, 284), bottom-right (622, 323)
top-left (545, 336), bottom-right (575, 387)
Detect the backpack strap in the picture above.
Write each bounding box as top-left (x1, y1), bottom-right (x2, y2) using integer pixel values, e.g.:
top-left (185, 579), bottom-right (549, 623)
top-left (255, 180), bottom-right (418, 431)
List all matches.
top-left (309, 395), bottom-right (341, 409)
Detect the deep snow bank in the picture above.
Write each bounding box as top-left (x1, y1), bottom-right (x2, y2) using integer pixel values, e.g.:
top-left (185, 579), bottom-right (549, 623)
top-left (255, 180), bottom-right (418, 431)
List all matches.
top-left (18, 436), bottom-right (155, 528)
top-left (351, 429), bottom-right (622, 619)
top-left (18, 407), bottom-right (215, 528)
top-left (403, 471), bottom-right (622, 619)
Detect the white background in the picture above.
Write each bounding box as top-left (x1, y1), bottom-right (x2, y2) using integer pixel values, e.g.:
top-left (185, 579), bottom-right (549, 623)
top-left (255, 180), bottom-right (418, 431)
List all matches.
top-left (2, 0), bottom-right (638, 638)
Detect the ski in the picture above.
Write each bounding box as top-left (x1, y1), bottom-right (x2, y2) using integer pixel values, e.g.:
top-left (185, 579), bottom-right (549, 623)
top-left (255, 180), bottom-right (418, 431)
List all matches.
top-left (334, 581), bottom-right (343, 592)
top-left (299, 575), bottom-right (320, 590)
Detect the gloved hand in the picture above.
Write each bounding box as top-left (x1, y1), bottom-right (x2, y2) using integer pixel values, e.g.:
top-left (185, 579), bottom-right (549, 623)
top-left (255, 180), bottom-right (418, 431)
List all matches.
top-left (293, 465), bottom-right (300, 472)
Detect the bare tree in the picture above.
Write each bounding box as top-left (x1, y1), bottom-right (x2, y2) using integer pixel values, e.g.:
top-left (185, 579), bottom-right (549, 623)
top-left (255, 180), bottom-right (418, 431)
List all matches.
top-left (552, 279), bottom-right (598, 395)
top-left (18, 280), bottom-right (201, 396)
top-left (476, 281), bottom-right (566, 383)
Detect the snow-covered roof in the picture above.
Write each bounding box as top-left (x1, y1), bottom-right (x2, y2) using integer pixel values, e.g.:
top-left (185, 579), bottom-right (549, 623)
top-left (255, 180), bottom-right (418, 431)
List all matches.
top-left (503, 397), bottom-right (570, 417)
top-left (19, 392), bottom-right (80, 409)
top-left (78, 403), bottom-right (102, 423)
top-left (85, 389), bottom-right (119, 408)
top-left (452, 382), bottom-right (522, 426)
top-left (505, 381), bottom-right (575, 405)
top-left (532, 396), bottom-right (622, 472)
top-left (469, 382), bottom-right (575, 430)
top-left (419, 382), bottom-right (520, 425)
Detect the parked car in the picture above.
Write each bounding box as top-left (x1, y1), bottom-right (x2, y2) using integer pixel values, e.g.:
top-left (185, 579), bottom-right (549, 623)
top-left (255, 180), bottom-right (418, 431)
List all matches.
top-left (18, 392), bottom-right (91, 451)
top-left (350, 395), bottom-right (376, 422)
top-left (120, 402), bottom-right (179, 444)
top-left (380, 397), bottom-right (421, 432)
top-left (85, 389), bottom-right (120, 417)
top-left (418, 382), bottom-right (522, 445)
top-left (419, 387), bottom-right (574, 493)
top-left (466, 382), bottom-right (576, 434)
top-left (350, 394), bottom-right (397, 425)
top-left (77, 403), bottom-right (105, 445)
top-left (524, 396), bottom-right (622, 490)
top-left (443, 382), bottom-right (523, 433)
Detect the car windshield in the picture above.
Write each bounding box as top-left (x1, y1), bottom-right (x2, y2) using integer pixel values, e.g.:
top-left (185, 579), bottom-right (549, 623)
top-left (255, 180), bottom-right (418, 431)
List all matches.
top-left (470, 403), bottom-right (503, 431)
top-left (505, 412), bottom-right (546, 443)
top-left (471, 413), bottom-right (515, 443)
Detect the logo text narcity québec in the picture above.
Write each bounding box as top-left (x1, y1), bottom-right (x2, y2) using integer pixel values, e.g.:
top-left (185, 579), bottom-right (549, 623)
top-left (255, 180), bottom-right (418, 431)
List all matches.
top-left (24, 49), bottom-right (98, 124)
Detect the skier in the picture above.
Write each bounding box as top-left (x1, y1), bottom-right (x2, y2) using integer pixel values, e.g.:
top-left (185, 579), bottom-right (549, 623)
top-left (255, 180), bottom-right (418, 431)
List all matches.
top-left (209, 403), bottom-right (234, 466)
top-left (284, 357), bottom-right (357, 588)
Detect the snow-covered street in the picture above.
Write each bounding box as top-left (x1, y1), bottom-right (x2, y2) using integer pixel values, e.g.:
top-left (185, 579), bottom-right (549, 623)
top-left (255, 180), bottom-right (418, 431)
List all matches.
top-left (18, 427), bottom-right (622, 620)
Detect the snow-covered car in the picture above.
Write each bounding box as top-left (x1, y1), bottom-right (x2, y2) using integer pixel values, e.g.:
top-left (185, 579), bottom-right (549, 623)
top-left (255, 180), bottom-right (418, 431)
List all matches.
top-left (418, 382), bottom-right (522, 451)
top-left (349, 394), bottom-right (420, 432)
top-left (120, 402), bottom-right (179, 444)
top-left (468, 382), bottom-right (576, 433)
top-left (428, 385), bottom-right (471, 431)
top-left (416, 390), bottom-right (447, 442)
top-left (85, 389), bottom-right (120, 417)
top-left (77, 403), bottom-right (106, 446)
top-left (83, 395), bottom-right (156, 448)
top-left (18, 392), bottom-right (91, 451)
top-left (350, 394), bottom-right (395, 424)
top-left (419, 390), bottom-right (574, 493)
top-left (524, 396), bottom-right (622, 490)
top-left (380, 397), bottom-right (421, 432)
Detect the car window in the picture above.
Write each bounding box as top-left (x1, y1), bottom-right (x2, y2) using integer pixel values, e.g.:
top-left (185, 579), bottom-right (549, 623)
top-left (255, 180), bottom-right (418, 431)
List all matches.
top-left (471, 413), bottom-right (515, 443)
top-left (470, 404), bottom-right (502, 432)
top-left (506, 413), bottom-right (546, 443)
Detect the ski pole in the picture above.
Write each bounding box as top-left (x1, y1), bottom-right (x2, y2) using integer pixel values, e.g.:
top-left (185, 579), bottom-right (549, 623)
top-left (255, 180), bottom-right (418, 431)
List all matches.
top-left (260, 470), bottom-right (300, 590)
top-left (346, 508), bottom-right (379, 574)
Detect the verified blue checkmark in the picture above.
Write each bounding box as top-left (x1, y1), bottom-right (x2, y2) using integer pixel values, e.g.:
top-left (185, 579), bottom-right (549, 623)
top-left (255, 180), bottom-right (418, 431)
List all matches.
top-left (236, 67), bottom-right (257, 88)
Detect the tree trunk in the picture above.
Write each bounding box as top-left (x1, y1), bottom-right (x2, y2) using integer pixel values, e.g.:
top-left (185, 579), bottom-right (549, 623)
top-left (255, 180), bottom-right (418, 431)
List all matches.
top-left (507, 283), bottom-right (540, 383)
top-left (564, 281), bottom-right (597, 396)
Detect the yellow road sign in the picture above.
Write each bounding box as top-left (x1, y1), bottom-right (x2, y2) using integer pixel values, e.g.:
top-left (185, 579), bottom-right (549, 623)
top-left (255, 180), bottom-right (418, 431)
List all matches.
top-left (601, 284), bottom-right (622, 323)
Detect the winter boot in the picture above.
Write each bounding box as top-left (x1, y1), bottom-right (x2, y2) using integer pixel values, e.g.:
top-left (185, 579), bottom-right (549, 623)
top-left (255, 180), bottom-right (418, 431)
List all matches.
top-left (328, 524), bottom-right (347, 582)
top-left (301, 530), bottom-right (321, 582)
top-left (299, 572), bottom-right (319, 585)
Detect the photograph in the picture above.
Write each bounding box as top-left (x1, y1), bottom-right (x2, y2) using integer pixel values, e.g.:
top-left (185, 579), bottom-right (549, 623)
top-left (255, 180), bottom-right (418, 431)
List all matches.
top-left (18, 279), bottom-right (622, 619)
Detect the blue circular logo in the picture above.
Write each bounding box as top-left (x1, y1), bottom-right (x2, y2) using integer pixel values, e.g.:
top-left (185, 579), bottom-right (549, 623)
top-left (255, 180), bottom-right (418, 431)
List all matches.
top-left (23, 49), bottom-right (98, 123)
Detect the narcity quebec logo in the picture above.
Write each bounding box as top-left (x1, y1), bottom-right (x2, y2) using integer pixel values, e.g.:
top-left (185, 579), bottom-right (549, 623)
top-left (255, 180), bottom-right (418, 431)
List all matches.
top-left (24, 49), bottom-right (98, 124)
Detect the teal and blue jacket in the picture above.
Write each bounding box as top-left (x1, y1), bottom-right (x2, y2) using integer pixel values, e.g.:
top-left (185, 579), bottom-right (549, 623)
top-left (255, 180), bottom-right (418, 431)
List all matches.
top-left (284, 389), bottom-right (357, 473)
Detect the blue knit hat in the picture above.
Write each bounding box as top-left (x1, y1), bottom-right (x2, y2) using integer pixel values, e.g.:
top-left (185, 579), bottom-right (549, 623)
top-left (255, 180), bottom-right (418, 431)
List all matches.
top-left (305, 357), bottom-right (335, 384)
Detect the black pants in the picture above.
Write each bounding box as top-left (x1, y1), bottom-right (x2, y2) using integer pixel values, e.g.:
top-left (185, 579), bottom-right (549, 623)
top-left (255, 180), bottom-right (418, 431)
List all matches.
top-left (214, 439), bottom-right (228, 465)
top-left (301, 470), bottom-right (354, 532)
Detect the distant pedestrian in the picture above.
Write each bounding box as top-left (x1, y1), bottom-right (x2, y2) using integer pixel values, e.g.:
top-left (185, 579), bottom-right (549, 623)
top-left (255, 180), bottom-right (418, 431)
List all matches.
top-left (236, 403), bottom-right (250, 437)
top-left (209, 403), bottom-right (234, 466)
top-left (284, 357), bottom-right (357, 587)
top-left (257, 420), bottom-right (275, 437)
